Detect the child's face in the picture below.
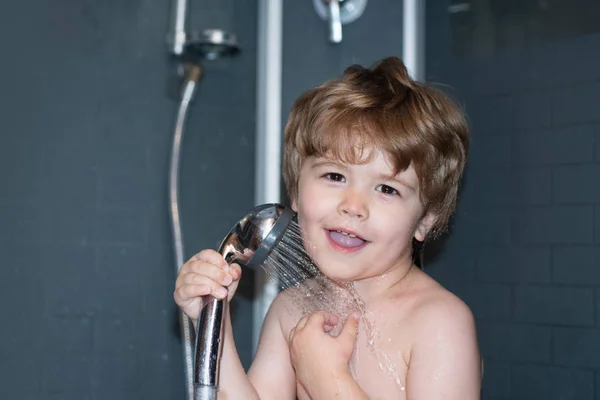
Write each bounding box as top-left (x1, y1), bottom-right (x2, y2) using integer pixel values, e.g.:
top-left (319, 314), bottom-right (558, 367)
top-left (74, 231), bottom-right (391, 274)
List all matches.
top-left (292, 147), bottom-right (434, 282)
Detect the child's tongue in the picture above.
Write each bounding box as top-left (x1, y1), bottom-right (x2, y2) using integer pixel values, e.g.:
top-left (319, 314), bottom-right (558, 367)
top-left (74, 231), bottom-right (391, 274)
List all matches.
top-left (329, 230), bottom-right (366, 248)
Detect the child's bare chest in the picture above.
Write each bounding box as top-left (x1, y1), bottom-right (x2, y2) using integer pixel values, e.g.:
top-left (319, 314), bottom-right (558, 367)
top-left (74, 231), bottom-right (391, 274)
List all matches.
top-left (349, 309), bottom-right (413, 399)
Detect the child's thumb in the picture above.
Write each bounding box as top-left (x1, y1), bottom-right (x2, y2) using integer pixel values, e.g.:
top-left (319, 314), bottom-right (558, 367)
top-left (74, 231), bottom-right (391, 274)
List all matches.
top-left (339, 312), bottom-right (360, 346)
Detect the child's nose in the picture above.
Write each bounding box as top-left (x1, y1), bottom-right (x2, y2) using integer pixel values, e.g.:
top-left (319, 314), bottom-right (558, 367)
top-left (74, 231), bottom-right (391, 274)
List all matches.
top-left (338, 189), bottom-right (369, 219)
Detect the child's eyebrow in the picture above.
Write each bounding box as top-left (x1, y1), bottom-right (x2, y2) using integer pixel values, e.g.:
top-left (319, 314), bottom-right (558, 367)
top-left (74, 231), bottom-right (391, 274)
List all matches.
top-left (310, 160), bottom-right (347, 170)
top-left (379, 173), bottom-right (417, 192)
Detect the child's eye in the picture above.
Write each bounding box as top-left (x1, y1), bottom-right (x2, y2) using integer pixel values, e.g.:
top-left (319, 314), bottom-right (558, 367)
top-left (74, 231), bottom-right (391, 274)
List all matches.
top-left (376, 184), bottom-right (399, 196)
top-left (324, 173), bottom-right (345, 182)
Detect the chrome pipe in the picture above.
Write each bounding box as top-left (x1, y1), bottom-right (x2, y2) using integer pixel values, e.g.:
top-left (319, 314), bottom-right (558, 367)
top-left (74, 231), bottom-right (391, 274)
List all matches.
top-left (254, 0), bottom-right (283, 355)
top-left (168, 0), bottom-right (188, 55)
top-left (402, 0), bottom-right (426, 81)
top-left (328, 0), bottom-right (343, 43)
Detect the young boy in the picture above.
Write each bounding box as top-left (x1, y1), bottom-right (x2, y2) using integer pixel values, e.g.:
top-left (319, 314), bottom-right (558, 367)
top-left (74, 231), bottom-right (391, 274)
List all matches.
top-left (174, 56), bottom-right (481, 399)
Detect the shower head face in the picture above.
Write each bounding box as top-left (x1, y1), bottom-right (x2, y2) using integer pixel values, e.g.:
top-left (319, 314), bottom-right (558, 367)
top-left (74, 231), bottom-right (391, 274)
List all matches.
top-left (218, 204), bottom-right (295, 270)
top-left (184, 29), bottom-right (240, 61)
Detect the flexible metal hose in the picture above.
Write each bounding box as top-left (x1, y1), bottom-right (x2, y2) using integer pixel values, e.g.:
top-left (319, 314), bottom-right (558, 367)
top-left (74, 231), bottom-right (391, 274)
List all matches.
top-left (169, 64), bottom-right (203, 400)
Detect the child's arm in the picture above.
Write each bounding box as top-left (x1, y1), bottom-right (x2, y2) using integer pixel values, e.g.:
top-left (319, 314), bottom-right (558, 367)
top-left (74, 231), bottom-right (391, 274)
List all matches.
top-left (218, 298), bottom-right (297, 400)
top-left (174, 250), bottom-right (296, 399)
top-left (405, 297), bottom-right (481, 399)
top-left (247, 296), bottom-right (298, 399)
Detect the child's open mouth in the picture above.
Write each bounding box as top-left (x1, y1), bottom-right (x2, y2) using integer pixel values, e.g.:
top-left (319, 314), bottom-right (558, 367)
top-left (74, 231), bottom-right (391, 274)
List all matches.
top-left (327, 229), bottom-right (368, 253)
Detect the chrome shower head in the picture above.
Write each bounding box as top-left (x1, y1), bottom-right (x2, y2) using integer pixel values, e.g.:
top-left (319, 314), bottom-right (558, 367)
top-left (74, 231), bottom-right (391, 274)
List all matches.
top-left (217, 203), bottom-right (295, 269)
top-left (184, 29), bottom-right (240, 61)
top-left (194, 203), bottom-right (296, 398)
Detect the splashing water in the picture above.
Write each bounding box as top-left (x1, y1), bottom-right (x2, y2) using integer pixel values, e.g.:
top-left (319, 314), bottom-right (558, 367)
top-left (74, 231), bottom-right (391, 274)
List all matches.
top-left (261, 221), bottom-right (360, 320)
top-left (258, 219), bottom-right (406, 392)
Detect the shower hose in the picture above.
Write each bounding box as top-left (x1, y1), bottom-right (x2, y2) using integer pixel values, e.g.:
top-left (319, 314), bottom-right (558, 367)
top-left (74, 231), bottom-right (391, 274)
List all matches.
top-left (169, 64), bottom-right (203, 400)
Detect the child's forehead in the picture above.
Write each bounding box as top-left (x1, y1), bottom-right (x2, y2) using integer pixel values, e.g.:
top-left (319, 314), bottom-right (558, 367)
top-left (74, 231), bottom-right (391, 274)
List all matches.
top-left (309, 148), bottom-right (416, 178)
top-left (317, 141), bottom-right (379, 163)
top-left (317, 143), bottom-right (389, 163)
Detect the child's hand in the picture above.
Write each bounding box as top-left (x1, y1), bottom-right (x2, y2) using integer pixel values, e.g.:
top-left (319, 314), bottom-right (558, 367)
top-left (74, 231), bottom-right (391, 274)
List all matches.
top-left (288, 311), bottom-right (360, 396)
top-left (173, 249), bottom-right (242, 324)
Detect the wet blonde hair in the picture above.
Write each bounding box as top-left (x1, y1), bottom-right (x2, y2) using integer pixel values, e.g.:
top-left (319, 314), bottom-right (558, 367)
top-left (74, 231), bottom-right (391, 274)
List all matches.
top-left (283, 57), bottom-right (469, 238)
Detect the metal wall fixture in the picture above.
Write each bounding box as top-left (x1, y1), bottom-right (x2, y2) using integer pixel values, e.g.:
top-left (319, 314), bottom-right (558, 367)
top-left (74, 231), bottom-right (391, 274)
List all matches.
top-left (253, 0), bottom-right (283, 355)
top-left (402, 0), bottom-right (425, 81)
top-left (313, 0), bottom-right (367, 43)
top-left (166, 2), bottom-right (240, 399)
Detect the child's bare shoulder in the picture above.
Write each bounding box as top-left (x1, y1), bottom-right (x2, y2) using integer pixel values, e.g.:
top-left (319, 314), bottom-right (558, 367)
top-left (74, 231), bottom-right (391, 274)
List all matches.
top-left (267, 286), bottom-right (306, 334)
top-left (407, 271), bottom-right (475, 332)
top-left (398, 271), bottom-right (482, 392)
top-left (397, 270), bottom-right (477, 362)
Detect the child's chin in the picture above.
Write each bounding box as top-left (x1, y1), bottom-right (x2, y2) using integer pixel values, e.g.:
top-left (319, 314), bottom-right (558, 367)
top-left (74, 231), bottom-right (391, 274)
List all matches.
top-left (317, 265), bottom-right (357, 283)
top-left (310, 254), bottom-right (359, 282)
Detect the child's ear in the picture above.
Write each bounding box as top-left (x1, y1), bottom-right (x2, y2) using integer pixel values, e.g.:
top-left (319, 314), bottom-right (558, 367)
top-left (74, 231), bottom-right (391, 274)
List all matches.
top-left (291, 199), bottom-right (298, 212)
top-left (414, 212), bottom-right (437, 242)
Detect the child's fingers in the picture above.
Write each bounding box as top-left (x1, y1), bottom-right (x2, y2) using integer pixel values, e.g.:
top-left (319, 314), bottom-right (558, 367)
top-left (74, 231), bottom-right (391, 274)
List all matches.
top-left (338, 312), bottom-right (360, 346)
top-left (296, 315), bottom-right (309, 331)
top-left (189, 249), bottom-right (228, 268)
top-left (175, 271), bottom-right (230, 298)
top-left (323, 312), bottom-right (340, 327)
top-left (187, 271), bottom-right (233, 288)
top-left (229, 263), bottom-right (243, 281)
top-left (288, 326), bottom-right (297, 343)
top-left (176, 280), bottom-right (228, 301)
top-left (185, 263), bottom-right (233, 287)
top-left (174, 282), bottom-right (208, 304)
top-left (306, 311), bottom-right (339, 329)
top-left (323, 322), bottom-right (336, 332)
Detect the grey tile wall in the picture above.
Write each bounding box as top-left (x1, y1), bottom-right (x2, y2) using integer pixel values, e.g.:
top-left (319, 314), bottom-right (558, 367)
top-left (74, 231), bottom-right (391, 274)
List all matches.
top-left (0, 0), bottom-right (257, 398)
top-left (427, 2), bottom-right (600, 398)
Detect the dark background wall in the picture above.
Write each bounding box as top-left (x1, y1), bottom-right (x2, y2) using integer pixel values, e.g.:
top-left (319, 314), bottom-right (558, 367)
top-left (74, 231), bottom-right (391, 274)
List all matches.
top-left (2, 0), bottom-right (599, 399)
top-left (282, 0), bottom-right (406, 118)
top-left (425, 2), bottom-right (600, 399)
top-left (0, 1), bottom-right (257, 399)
